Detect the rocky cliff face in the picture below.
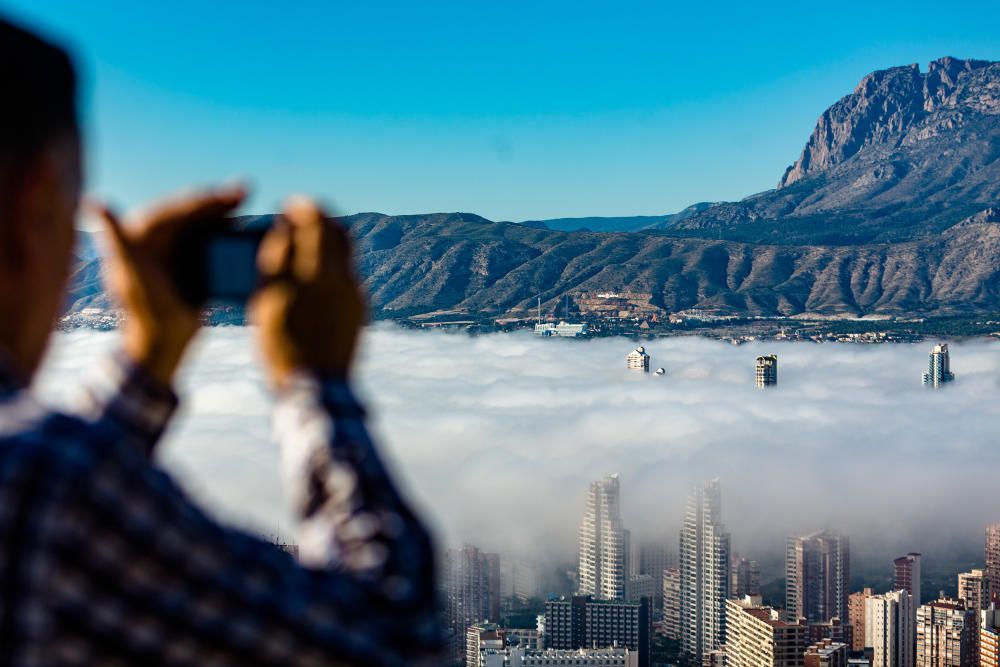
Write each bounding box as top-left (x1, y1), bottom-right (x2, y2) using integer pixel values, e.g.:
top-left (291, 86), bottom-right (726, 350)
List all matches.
top-left (660, 58), bottom-right (1000, 244)
top-left (779, 57), bottom-right (995, 187)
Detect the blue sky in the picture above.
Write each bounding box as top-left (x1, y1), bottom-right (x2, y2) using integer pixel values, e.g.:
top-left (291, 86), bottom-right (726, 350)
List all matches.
top-left (7, 1), bottom-right (1000, 220)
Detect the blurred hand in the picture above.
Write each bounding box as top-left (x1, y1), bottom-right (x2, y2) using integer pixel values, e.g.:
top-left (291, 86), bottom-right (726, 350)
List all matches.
top-left (94, 186), bottom-right (246, 385)
top-left (251, 197), bottom-right (365, 388)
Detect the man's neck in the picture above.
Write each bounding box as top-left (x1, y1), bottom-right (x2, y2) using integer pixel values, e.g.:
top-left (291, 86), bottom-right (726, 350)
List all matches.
top-left (0, 344), bottom-right (29, 393)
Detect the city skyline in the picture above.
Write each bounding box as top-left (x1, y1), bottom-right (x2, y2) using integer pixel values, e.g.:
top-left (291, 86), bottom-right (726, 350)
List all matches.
top-left (455, 472), bottom-right (1000, 667)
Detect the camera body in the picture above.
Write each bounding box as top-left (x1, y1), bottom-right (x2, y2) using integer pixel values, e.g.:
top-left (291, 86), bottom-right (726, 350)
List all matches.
top-left (172, 214), bottom-right (276, 307)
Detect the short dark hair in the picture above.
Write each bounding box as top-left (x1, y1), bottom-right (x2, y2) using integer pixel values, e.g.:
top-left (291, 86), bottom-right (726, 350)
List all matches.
top-left (0, 16), bottom-right (78, 158)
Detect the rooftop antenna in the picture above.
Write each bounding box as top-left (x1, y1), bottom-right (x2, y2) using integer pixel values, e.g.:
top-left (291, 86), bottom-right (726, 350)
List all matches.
top-left (537, 295), bottom-right (542, 324)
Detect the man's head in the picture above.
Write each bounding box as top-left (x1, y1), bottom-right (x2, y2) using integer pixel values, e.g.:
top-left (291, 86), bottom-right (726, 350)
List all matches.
top-left (0, 18), bottom-right (81, 382)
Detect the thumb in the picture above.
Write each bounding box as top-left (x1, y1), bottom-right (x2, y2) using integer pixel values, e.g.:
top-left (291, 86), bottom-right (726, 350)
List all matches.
top-left (257, 219), bottom-right (294, 280)
top-left (87, 200), bottom-right (131, 259)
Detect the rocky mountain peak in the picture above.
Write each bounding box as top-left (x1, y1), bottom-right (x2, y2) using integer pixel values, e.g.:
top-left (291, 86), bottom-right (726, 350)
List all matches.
top-left (778, 57), bottom-right (996, 188)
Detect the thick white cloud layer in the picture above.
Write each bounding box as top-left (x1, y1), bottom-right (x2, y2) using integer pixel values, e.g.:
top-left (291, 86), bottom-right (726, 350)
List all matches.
top-left (35, 326), bottom-right (1000, 578)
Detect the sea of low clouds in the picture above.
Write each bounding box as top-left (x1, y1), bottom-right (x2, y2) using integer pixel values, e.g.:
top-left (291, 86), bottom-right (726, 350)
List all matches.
top-left (35, 325), bottom-right (1000, 581)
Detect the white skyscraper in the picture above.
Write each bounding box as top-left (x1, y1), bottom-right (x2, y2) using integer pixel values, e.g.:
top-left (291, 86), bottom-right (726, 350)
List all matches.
top-left (756, 354), bottom-right (778, 388)
top-left (679, 479), bottom-right (731, 663)
top-left (866, 590), bottom-right (915, 667)
top-left (922, 344), bottom-right (955, 387)
top-left (578, 474), bottom-right (628, 600)
top-left (627, 346), bottom-right (650, 372)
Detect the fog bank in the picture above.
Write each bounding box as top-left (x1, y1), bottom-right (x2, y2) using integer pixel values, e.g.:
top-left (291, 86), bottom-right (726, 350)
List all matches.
top-left (36, 326), bottom-right (1000, 580)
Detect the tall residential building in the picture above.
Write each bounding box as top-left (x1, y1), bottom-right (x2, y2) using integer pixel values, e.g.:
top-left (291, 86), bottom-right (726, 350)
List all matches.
top-left (981, 609), bottom-right (1000, 667)
top-left (627, 347), bottom-right (650, 372)
top-left (986, 524), bottom-right (1000, 606)
top-left (915, 599), bottom-right (976, 667)
top-left (849, 588), bottom-right (876, 652)
top-left (894, 554), bottom-right (922, 606)
top-left (579, 474), bottom-right (628, 600)
top-left (756, 354), bottom-right (778, 387)
top-left (445, 545), bottom-right (502, 664)
top-left (637, 540), bottom-right (674, 608)
top-left (627, 574), bottom-right (656, 603)
top-left (865, 590), bottom-right (915, 667)
top-left (544, 595), bottom-right (651, 667)
top-left (679, 479), bottom-right (731, 662)
top-left (511, 559), bottom-right (542, 603)
top-left (805, 639), bottom-right (850, 667)
top-left (725, 596), bottom-right (809, 667)
top-left (663, 567), bottom-right (681, 641)
top-left (786, 530), bottom-right (850, 625)
top-left (956, 569), bottom-right (990, 611)
top-left (731, 554), bottom-right (762, 599)
top-left (921, 344), bottom-right (955, 387)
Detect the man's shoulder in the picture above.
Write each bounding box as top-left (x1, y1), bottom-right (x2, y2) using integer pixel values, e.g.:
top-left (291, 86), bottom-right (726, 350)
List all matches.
top-left (0, 392), bottom-right (109, 470)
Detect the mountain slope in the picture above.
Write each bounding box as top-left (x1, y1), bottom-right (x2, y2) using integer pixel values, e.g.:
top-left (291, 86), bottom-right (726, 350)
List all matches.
top-left (337, 208), bottom-right (1000, 318)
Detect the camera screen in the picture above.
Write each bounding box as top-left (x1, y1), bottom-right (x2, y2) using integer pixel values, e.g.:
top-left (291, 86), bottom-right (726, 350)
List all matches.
top-left (205, 235), bottom-right (259, 301)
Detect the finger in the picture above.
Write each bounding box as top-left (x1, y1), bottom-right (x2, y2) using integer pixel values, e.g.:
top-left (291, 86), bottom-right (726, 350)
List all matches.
top-left (257, 218), bottom-right (294, 279)
top-left (86, 199), bottom-right (130, 256)
top-left (283, 196), bottom-right (330, 280)
top-left (138, 184), bottom-right (247, 235)
top-left (284, 196), bottom-right (355, 279)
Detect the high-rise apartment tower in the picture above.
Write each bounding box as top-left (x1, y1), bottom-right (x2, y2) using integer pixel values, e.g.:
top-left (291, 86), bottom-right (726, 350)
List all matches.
top-left (866, 590), bottom-right (915, 667)
top-left (915, 599), bottom-right (976, 667)
top-left (956, 569), bottom-right (990, 611)
top-left (679, 479), bottom-right (731, 663)
top-left (579, 474), bottom-right (628, 600)
top-left (786, 530), bottom-right (850, 625)
top-left (756, 354), bottom-right (778, 388)
top-left (986, 524), bottom-right (1000, 606)
top-left (921, 344), bottom-right (955, 387)
top-left (894, 553), bottom-right (922, 606)
top-left (627, 347), bottom-right (650, 372)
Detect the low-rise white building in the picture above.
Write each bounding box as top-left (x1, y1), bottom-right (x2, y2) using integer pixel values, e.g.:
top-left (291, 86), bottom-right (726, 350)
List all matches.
top-left (535, 322), bottom-right (588, 337)
top-left (480, 646), bottom-right (638, 667)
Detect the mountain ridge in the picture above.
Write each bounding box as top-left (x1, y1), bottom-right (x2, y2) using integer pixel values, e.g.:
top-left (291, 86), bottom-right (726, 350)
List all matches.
top-left (66, 56), bottom-right (1000, 322)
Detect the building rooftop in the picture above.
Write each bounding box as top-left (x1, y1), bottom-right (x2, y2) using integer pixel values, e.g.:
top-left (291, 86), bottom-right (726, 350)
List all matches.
top-left (730, 597), bottom-right (801, 628)
top-left (925, 598), bottom-right (965, 611)
top-left (806, 640), bottom-right (848, 656)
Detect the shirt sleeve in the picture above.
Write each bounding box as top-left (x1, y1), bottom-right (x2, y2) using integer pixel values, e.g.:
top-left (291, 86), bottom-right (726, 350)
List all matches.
top-left (74, 350), bottom-right (178, 457)
top-left (43, 372), bottom-right (444, 666)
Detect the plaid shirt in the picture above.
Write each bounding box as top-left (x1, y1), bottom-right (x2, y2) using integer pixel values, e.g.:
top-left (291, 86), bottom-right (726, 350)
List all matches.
top-left (0, 351), bottom-right (442, 666)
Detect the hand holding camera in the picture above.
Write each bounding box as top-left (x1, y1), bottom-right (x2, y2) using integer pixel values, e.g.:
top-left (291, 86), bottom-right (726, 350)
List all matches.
top-left (94, 187), bottom-right (363, 387)
top-left (250, 196), bottom-right (365, 387)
